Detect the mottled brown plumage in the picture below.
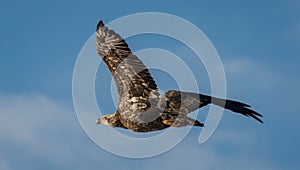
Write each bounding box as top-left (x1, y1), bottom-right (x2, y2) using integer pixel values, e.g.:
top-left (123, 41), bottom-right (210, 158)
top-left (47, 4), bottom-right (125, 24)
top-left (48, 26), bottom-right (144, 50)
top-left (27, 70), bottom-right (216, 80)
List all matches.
top-left (95, 20), bottom-right (263, 132)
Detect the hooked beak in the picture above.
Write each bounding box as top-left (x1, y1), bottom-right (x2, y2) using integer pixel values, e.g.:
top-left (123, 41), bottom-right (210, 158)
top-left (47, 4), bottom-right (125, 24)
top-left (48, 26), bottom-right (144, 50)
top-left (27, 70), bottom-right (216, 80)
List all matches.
top-left (96, 118), bottom-right (101, 125)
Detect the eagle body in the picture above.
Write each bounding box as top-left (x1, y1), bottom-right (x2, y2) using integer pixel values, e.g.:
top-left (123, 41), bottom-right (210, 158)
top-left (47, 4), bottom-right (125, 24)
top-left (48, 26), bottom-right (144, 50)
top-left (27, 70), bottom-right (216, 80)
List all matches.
top-left (95, 21), bottom-right (263, 132)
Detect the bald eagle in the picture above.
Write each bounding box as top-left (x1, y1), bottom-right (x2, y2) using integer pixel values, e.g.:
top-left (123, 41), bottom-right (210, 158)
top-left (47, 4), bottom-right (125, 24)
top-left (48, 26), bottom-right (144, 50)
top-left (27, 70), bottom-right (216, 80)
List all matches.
top-left (95, 20), bottom-right (263, 132)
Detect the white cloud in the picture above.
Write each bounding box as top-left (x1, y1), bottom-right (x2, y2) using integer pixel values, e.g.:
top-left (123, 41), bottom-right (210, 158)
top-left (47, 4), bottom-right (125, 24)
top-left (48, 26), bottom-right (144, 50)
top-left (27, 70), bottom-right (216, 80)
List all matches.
top-left (223, 59), bottom-right (252, 75)
top-left (223, 59), bottom-right (271, 80)
top-left (0, 95), bottom-right (80, 168)
top-left (0, 158), bottom-right (11, 170)
top-left (110, 125), bottom-right (279, 170)
top-left (223, 58), bottom-right (285, 93)
top-left (151, 128), bottom-right (278, 170)
top-left (0, 94), bottom-right (293, 170)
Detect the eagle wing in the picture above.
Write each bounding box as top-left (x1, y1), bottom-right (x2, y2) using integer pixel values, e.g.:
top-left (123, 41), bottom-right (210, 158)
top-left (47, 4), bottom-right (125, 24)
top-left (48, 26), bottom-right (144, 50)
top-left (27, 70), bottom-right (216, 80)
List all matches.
top-left (162, 90), bottom-right (263, 123)
top-left (96, 21), bottom-right (160, 124)
top-left (161, 90), bottom-right (209, 115)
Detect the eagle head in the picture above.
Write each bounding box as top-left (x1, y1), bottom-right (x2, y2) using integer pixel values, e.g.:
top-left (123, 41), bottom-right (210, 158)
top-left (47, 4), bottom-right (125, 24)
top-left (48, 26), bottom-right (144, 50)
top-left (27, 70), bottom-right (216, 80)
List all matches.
top-left (96, 113), bottom-right (126, 129)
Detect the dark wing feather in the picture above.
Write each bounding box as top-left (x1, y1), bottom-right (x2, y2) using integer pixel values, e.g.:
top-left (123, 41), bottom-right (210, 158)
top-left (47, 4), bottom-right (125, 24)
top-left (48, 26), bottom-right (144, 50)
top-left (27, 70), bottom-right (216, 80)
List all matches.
top-left (161, 90), bottom-right (263, 123)
top-left (96, 21), bottom-right (161, 124)
top-left (161, 90), bottom-right (209, 115)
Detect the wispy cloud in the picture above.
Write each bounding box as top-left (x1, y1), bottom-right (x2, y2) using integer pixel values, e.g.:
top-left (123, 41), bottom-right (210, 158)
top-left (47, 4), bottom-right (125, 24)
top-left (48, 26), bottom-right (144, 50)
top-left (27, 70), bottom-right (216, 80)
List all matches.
top-left (223, 58), bottom-right (286, 94)
top-left (0, 94), bottom-right (296, 170)
top-left (0, 95), bottom-right (80, 169)
top-left (0, 158), bottom-right (11, 170)
top-left (136, 128), bottom-right (278, 170)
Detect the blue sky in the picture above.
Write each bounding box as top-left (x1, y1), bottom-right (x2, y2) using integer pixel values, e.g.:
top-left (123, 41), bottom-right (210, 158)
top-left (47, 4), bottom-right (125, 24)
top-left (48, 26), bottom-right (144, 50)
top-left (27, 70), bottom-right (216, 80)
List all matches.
top-left (1, 0), bottom-right (300, 169)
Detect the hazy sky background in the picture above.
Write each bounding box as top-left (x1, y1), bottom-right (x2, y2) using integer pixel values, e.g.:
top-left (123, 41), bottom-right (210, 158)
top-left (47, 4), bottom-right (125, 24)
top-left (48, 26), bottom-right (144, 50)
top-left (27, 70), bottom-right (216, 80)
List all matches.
top-left (1, 0), bottom-right (300, 169)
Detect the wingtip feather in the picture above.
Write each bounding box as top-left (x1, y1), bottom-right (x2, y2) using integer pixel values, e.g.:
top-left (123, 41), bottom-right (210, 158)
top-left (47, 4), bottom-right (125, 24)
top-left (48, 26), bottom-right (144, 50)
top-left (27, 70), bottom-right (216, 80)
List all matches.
top-left (96, 20), bottom-right (104, 31)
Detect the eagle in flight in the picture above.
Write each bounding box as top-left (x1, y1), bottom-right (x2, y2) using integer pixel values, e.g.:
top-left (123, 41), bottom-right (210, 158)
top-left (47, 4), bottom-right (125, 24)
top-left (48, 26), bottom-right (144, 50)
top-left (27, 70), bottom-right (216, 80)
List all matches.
top-left (95, 20), bottom-right (263, 132)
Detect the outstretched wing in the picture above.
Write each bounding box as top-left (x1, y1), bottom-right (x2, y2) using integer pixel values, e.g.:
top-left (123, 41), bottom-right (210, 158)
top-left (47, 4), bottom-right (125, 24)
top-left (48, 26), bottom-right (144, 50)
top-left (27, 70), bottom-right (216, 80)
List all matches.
top-left (161, 90), bottom-right (209, 115)
top-left (96, 21), bottom-right (160, 122)
top-left (161, 90), bottom-right (263, 123)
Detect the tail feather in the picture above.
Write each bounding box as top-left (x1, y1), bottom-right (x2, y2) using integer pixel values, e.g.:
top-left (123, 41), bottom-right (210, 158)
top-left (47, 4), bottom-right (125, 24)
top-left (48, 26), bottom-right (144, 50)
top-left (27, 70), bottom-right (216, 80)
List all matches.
top-left (209, 96), bottom-right (263, 123)
top-left (162, 90), bottom-right (263, 124)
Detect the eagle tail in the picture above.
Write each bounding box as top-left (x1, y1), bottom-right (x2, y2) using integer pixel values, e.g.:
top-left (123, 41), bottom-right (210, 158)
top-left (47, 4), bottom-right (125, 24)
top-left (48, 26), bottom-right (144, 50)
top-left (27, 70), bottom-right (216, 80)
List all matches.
top-left (202, 94), bottom-right (263, 123)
